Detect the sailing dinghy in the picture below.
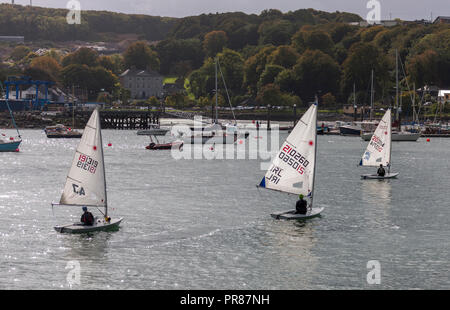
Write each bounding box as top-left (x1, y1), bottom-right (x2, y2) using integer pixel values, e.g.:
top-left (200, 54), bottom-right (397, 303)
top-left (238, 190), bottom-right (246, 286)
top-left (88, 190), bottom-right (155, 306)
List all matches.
top-left (359, 109), bottom-right (399, 180)
top-left (258, 101), bottom-right (323, 220)
top-left (52, 109), bottom-right (123, 233)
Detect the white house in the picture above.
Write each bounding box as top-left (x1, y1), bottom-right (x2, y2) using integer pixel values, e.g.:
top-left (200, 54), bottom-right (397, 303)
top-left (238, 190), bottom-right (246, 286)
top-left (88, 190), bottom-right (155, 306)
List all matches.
top-left (438, 90), bottom-right (450, 104)
top-left (119, 68), bottom-right (164, 100)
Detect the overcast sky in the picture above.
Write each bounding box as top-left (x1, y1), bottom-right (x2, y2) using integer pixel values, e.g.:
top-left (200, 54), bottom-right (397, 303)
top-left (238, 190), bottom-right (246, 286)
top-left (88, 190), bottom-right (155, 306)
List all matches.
top-left (3, 0), bottom-right (449, 20)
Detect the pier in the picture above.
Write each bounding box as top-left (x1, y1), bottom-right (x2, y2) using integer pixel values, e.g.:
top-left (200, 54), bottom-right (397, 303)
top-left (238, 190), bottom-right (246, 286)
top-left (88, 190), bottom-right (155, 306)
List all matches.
top-left (80, 110), bottom-right (160, 130)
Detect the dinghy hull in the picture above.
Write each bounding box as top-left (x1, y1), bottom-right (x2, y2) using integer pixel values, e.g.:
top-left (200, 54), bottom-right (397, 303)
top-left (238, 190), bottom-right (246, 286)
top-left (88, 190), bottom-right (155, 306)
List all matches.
top-left (271, 207), bottom-right (324, 220)
top-left (361, 173), bottom-right (399, 180)
top-left (0, 141), bottom-right (21, 152)
top-left (55, 218), bottom-right (123, 234)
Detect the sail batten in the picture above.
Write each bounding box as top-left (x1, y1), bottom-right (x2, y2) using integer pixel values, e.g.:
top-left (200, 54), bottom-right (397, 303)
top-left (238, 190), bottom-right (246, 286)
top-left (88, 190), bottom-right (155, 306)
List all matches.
top-left (59, 109), bottom-right (107, 208)
top-left (360, 109), bottom-right (392, 167)
top-left (261, 104), bottom-right (318, 197)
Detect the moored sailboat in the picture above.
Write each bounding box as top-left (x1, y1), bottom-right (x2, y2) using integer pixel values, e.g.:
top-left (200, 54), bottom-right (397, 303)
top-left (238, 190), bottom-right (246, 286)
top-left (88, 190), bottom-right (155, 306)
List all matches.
top-left (0, 98), bottom-right (22, 152)
top-left (52, 109), bottom-right (122, 233)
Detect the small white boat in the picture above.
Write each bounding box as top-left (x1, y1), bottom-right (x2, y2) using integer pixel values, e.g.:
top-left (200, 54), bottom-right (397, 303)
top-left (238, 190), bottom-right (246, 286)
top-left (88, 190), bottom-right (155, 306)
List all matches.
top-left (137, 124), bottom-right (170, 136)
top-left (259, 98), bottom-right (323, 220)
top-left (361, 173), bottom-right (399, 180)
top-left (361, 131), bottom-right (420, 142)
top-left (359, 109), bottom-right (399, 180)
top-left (271, 207), bottom-right (324, 220)
top-left (55, 217), bottom-right (123, 234)
top-left (52, 109), bottom-right (122, 234)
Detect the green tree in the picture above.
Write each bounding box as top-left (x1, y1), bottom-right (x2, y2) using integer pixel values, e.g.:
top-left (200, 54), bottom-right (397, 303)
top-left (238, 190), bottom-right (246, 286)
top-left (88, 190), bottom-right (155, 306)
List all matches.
top-left (258, 19), bottom-right (294, 46)
top-left (62, 47), bottom-right (99, 67)
top-left (341, 42), bottom-right (390, 100)
top-left (292, 28), bottom-right (335, 56)
top-left (256, 83), bottom-right (281, 107)
top-left (203, 30), bottom-right (228, 57)
top-left (267, 45), bottom-right (300, 68)
top-left (258, 64), bottom-right (285, 89)
top-left (293, 49), bottom-right (341, 102)
top-left (243, 45), bottom-right (277, 95)
top-left (10, 46), bottom-right (31, 62)
top-left (28, 56), bottom-right (62, 82)
top-left (274, 69), bottom-right (298, 93)
top-left (123, 41), bottom-right (160, 71)
top-left (407, 50), bottom-right (439, 88)
top-left (321, 92), bottom-right (337, 111)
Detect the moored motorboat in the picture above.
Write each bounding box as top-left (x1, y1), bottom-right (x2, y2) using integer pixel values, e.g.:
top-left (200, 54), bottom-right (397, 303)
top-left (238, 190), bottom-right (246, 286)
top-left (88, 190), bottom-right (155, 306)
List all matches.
top-left (45, 124), bottom-right (82, 138)
top-left (361, 131), bottom-right (420, 141)
top-left (146, 141), bottom-right (183, 150)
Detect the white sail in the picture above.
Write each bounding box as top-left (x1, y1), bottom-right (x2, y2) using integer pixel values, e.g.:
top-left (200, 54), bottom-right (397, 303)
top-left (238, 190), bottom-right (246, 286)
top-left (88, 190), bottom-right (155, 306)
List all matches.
top-left (59, 109), bottom-right (107, 207)
top-left (259, 103), bottom-right (317, 196)
top-left (360, 109), bottom-right (392, 167)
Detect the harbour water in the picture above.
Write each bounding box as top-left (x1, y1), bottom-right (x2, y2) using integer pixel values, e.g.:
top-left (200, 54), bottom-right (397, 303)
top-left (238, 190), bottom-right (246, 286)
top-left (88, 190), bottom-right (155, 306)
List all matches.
top-left (0, 129), bottom-right (449, 289)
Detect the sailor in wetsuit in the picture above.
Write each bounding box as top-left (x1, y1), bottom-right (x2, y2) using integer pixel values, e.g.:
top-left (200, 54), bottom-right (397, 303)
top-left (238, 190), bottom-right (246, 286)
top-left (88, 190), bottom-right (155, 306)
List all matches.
top-left (80, 206), bottom-right (95, 226)
top-left (377, 164), bottom-right (386, 177)
top-left (295, 194), bottom-right (308, 215)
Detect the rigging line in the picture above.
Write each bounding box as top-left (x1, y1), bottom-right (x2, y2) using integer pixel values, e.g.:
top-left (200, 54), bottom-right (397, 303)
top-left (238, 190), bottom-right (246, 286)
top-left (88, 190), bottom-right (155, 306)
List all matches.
top-left (398, 54), bottom-right (417, 121)
top-left (0, 82), bottom-right (21, 138)
top-left (217, 59), bottom-right (237, 124)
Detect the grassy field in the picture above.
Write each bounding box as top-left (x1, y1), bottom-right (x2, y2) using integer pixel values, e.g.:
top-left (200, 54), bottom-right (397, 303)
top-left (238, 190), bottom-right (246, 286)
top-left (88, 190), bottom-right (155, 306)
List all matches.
top-left (163, 77), bottom-right (177, 84)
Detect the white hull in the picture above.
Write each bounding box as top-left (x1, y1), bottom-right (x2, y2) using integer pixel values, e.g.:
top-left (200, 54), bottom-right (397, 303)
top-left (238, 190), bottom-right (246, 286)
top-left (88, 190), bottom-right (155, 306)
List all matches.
top-left (362, 132), bottom-right (420, 141)
top-left (55, 217), bottom-right (123, 234)
top-left (271, 207), bottom-right (324, 220)
top-left (137, 129), bottom-right (170, 136)
top-left (361, 173), bottom-right (399, 180)
top-left (182, 132), bottom-right (249, 144)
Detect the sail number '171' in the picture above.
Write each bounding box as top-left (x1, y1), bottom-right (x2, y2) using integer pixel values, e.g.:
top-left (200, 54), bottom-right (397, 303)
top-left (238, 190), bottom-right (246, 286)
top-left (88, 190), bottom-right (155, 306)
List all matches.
top-left (77, 154), bottom-right (98, 174)
top-left (279, 144), bottom-right (309, 174)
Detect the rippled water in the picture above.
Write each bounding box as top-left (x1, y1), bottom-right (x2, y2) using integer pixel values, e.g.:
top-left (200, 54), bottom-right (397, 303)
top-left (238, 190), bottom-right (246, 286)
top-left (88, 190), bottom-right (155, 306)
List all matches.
top-left (0, 128), bottom-right (449, 290)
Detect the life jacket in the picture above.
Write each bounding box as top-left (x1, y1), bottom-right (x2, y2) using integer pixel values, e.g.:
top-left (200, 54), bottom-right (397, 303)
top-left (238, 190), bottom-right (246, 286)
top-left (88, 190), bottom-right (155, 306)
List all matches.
top-left (81, 212), bottom-right (94, 226)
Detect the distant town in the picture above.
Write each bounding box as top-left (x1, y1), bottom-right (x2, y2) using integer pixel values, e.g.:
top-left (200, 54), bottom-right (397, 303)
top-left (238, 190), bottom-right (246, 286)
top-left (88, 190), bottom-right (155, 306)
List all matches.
top-left (0, 3), bottom-right (449, 129)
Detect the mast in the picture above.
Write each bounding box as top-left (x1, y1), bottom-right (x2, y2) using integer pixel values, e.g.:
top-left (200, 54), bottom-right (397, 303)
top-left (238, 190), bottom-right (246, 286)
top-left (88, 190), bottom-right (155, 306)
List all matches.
top-left (0, 83), bottom-right (20, 138)
top-left (97, 109), bottom-right (108, 217)
top-left (353, 83), bottom-right (357, 121)
top-left (389, 108), bottom-right (392, 173)
top-left (215, 58), bottom-right (218, 124)
top-left (72, 85), bottom-right (75, 129)
top-left (413, 82), bottom-right (416, 123)
top-left (395, 49), bottom-right (400, 130)
top-left (310, 95), bottom-right (318, 209)
top-left (370, 69), bottom-right (374, 121)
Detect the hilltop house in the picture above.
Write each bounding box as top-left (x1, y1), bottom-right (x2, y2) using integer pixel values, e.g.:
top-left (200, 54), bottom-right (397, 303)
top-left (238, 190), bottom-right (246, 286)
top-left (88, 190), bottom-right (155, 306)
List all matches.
top-left (433, 16), bottom-right (450, 24)
top-left (119, 68), bottom-right (164, 100)
top-left (438, 90), bottom-right (450, 104)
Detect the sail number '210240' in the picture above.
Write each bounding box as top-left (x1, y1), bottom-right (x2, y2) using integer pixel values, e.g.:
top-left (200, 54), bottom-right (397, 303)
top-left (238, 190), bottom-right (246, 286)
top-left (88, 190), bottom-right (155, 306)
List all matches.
top-left (77, 153), bottom-right (98, 174)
